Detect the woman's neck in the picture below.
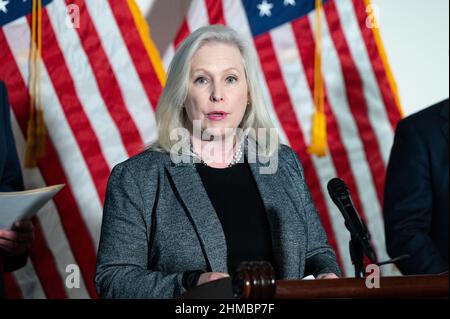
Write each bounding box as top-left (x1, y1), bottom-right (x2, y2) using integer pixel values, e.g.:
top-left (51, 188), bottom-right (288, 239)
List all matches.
top-left (191, 133), bottom-right (237, 168)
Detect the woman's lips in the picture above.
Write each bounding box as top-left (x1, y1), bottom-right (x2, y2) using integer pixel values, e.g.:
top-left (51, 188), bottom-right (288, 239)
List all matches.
top-left (206, 111), bottom-right (228, 121)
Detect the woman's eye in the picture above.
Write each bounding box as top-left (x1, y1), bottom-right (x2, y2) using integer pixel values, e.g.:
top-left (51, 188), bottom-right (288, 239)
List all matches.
top-left (226, 76), bottom-right (238, 84)
top-left (194, 77), bottom-right (208, 85)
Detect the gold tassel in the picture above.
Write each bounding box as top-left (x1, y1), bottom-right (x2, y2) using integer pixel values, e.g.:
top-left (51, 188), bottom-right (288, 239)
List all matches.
top-left (24, 109), bottom-right (37, 167)
top-left (308, 112), bottom-right (327, 157)
top-left (35, 0), bottom-right (45, 158)
top-left (307, 0), bottom-right (327, 157)
top-left (25, 0), bottom-right (38, 168)
top-left (25, 0), bottom-right (45, 167)
top-left (35, 108), bottom-right (46, 157)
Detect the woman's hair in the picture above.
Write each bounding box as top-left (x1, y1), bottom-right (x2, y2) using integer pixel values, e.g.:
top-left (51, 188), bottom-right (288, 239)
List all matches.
top-left (153, 24), bottom-right (278, 156)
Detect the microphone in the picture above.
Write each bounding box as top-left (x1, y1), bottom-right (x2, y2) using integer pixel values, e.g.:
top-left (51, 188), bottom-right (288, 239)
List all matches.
top-left (327, 178), bottom-right (377, 263)
top-left (327, 178), bottom-right (409, 277)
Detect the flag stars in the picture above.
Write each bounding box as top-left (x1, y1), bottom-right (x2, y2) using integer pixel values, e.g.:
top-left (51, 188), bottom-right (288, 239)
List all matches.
top-left (284, 0), bottom-right (296, 6)
top-left (0, 0), bottom-right (10, 14)
top-left (257, 0), bottom-right (274, 17)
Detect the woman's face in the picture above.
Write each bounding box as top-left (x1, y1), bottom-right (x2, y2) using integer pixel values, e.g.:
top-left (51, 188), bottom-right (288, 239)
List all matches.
top-left (185, 42), bottom-right (248, 139)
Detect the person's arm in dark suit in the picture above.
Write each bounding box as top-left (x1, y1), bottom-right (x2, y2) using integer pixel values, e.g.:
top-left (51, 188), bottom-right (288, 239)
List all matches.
top-left (0, 81), bottom-right (30, 273)
top-left (0, 81), bottom-right (24, 193)
top-left (384, 119), bottom-right (447, 275)
top-left (2, 245), bottom-right (28, 272)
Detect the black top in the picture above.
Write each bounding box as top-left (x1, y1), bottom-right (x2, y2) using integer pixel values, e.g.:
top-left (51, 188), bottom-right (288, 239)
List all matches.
top-left (195, 158), bottom-right (275, 276)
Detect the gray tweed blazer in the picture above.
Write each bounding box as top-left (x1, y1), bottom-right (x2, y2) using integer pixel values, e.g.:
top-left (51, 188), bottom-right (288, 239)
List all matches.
top-left (95, 143), bottom-right (341, 298)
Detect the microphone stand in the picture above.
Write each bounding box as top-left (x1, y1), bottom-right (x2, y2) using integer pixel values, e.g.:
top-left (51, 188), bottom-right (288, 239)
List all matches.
top-left (349, 235), bottom-right (365, 278)
top-left (348, 221), bottom-right (409, 278)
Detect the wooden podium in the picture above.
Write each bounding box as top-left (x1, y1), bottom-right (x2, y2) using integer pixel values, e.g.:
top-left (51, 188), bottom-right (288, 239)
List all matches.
top-left (181, 262), bottom-right (449, 299)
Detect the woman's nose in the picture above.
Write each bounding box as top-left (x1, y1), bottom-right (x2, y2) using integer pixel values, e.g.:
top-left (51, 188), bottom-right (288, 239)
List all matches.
top-left (210, 84), bottom-right (224, 102)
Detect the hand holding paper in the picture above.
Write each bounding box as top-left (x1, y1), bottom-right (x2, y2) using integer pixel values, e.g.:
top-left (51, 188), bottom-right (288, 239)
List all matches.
top-left (0, 184), bottom-right (64, 229)
top-left (0, 220), bottom-right (35, 255)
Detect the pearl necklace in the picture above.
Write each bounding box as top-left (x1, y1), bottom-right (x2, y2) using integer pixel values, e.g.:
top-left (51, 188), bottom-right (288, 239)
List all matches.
top-left (191, 142), bottom-right (243, 168)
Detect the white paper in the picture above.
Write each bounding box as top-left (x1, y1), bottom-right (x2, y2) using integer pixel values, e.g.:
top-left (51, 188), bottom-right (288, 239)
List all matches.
top-left (0, 184), bottom-right (64, 229)
top-left (302, 275), bottom-right (316, 280)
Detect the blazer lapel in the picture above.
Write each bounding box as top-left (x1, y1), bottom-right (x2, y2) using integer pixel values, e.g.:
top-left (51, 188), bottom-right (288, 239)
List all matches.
top-left (246, 143), bottom-right (303, 279)
top-left (166, 160), bottom-right (228, 274)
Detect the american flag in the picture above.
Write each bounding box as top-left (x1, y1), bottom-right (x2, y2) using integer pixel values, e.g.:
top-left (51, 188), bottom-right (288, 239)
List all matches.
top-left (163, 0), bottom-right (403, 278)
top-left (1, 0), bottom-right (402, 299)
top-left (1, 0), bottom-right (164, 298)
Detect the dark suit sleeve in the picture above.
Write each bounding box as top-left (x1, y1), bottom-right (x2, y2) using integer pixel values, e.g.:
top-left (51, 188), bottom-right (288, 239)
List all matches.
top-left (1, 81), bottom-right (28, 272)
top-left (384, 120), bottom-right (448, 274)
top-left (3, 255), bottom-right (28, 272)
top-left (0, 81), bottom-right (24, 192)
top-left (94, 163), bottom-right (186, 298)
top-left (288, 148), bottom-right (342, 277)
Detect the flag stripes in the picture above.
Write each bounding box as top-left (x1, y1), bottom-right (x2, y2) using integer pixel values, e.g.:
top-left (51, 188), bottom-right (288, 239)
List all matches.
top-left (2, 0), bottom-right (163, 298)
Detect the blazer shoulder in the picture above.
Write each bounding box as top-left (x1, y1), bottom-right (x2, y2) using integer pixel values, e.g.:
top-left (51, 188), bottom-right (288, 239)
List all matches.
top-left (277, 143), bottom-right (302, 172)
top-left (113, 148), bottom-right (170, 176)
top-left (399, 99), bottom-right (448, 131)
top-left (278, 143), bottom-right (295, 159)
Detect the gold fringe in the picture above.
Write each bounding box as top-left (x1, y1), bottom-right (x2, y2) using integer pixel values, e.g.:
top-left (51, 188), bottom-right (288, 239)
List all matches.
top-left (307, 0), bottom-right (327, 157)
top-left (35, 0), bottom-right (45, 158)
top-left (307, 112), bottom-right (327, 157)
top-left (24, 111), bottom-right (37, 167)
top-left (35, 109), bottom-right (46, 157)
top-left (126, 0), bottom-right (166, 86)
top-left (25, 0), bottom-right (45, 168)
top-left (25, 0), bottom-right (38, 168)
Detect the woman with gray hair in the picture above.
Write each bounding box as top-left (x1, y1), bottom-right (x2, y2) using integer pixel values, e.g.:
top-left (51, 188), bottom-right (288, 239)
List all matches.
top-left (95, 25), bottom-right (340, 299)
